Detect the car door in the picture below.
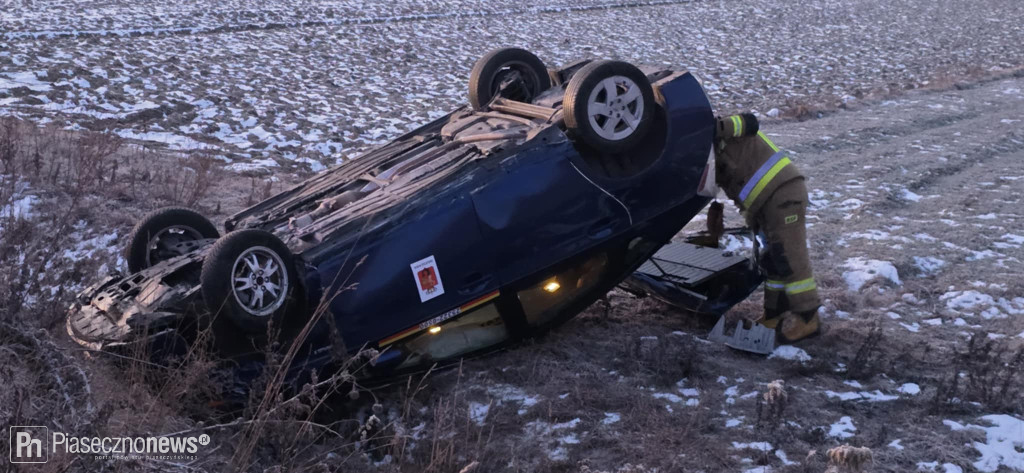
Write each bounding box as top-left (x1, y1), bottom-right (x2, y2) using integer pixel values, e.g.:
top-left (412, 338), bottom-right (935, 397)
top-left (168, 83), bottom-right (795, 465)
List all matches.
top-left (316, 193), bottom-right (501, 349)
top-left (470, 137), bottom-right (631, 286)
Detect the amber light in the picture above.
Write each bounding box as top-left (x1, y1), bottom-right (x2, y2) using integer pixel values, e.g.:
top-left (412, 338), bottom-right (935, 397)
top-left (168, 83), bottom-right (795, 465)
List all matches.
top-left (428, 326), bottom-right (441, 334)
top-left (543, 281), bottom-right (561, 293)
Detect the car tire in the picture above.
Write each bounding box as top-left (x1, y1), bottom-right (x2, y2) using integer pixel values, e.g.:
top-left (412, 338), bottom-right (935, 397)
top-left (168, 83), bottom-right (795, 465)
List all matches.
top-left (469, 47), bottom-right (551, 110)
top-left (201, 229), bottom-right (297, 334)
top-left (125, 207), bottom-right (219, 273)
top-left (564, 60), bottom-right (656, 152)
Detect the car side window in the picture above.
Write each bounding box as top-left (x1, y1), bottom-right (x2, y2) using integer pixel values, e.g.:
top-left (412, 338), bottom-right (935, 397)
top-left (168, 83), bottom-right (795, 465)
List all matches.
top-left (395, 303), bottom-right (508, 369)
top-left (518, 252), bottom-right (609, 326)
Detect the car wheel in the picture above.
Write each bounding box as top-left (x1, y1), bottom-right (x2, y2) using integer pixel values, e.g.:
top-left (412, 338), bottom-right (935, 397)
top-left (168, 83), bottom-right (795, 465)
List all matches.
top-left (125, 207), bottom-right (219, 273)
top-left (469, 47), bottom-right (551, 110)
top-left (564, 60), bottom-right (656, 152)
top-left (201, 229), bottom-right (297, 334)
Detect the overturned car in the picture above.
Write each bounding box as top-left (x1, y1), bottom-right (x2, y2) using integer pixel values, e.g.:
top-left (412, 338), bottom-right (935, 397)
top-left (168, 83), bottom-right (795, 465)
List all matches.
top-left (67, 48), bottom-right (763, 378)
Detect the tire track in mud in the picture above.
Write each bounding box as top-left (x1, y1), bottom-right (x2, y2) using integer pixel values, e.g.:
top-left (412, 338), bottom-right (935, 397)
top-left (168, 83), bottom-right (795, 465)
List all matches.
top-left (784, 71), bottom-right (1024, 158)
top-left (785, 111), bottom-right (981, 157)
top-left (777, 80), bottom-right (1024, 219)
top-left (2, 0), bottom-right (700, 41)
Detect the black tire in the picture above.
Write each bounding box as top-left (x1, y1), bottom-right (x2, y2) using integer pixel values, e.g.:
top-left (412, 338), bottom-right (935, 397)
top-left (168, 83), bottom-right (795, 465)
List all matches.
top-left (201, 229), bottom-right (298, 334)
top-left (468, 47), bottom-right (551, 110)
top-left (125, 207), bottom-right (219, 273)
top-left (564, 60), bottom-right (656, 152)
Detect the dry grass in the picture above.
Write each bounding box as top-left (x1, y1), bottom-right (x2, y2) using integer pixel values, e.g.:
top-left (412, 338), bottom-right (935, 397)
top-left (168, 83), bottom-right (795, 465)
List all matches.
top-left (826, 445), bottom-right (873, 473)
top-left (756, 379), bottom-right (788, 431)
top-left (932, 333), bottom-right (1024, 414)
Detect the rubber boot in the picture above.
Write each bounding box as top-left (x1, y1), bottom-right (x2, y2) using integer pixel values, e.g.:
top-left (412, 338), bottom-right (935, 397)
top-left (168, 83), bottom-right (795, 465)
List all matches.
top-left (776, 310), bottom-right (821, 344)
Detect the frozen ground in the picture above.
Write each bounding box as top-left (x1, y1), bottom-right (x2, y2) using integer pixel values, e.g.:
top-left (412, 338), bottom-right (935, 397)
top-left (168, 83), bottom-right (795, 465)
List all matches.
top-left (3, 0), bottom-right (1024, 172)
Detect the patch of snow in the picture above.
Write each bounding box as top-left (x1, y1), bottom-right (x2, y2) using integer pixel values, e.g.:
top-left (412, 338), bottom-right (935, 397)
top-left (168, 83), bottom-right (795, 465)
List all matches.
top-left (115, 130), bottom-right (214, 150)
top-left (941, 290), bottom-right (997, 316)
top-left (898, 383), bottom-right (921, 395)
top-left (914, 256), bottom-right (946, 274)
top-left (829, 416), bottom-right (857, 439)
top-left (601, 413), bottom-right (620, 425)
top-left (525, 417), bottom-right (582, 461)
top-left (484, 384), bottom-right (540, 415)
top-left (1, 194), bottom-right (40, 220)
top-left (943, 415), bottom-right (1024, 472)
top-left (842, 257), bottom-right (900, 291)
top-left (726, 418), bottom-right (743, 428)
top-left (901, 188), bottom-right (923, 201)
top-left (468, 402), bottom-right (489, 426)
top-left (0, 71), bottom-right (51, 92)
top-left (837, 198), bottom-right (865, 212)
top-left (902, 293), bottom-right (921, 304)
top-left (900, 322), bottom-right (921, 333)
top-left (677, 383), bottom-right (700, 398)
top-left (824, 390), bottom-right (899, 402)
top-left (889, 439), bottom-right (904, 450)
top-left (653, 392), bottom-right (683, 403)
top-left (776, 449), bottom-right (797, 466)
top-left (63, 231), bottom-right (119, 261)
top-left (769, 345), bottom-right (811, 362)
top-left (295, 157), bottom-right (327, 173)
top-left (721, 233), bottom-right (754, 255)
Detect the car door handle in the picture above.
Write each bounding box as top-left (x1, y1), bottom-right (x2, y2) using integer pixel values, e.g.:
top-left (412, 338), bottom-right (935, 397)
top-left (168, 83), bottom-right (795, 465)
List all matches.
top-left (459, 272), bottom-right (493, 295)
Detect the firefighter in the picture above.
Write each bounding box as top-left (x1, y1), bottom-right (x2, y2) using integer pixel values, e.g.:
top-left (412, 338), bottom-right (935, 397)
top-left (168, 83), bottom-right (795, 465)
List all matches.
top-left (711, 113), bottom-right (821, 343)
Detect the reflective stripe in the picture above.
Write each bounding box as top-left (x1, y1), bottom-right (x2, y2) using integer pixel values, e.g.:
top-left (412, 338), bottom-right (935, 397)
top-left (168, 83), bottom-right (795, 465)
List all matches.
top-left (785, 278), bottom-right (817, 295)
top-left (765, 280), bottom-right (786, 290)
top-left (731, 115), bottom-right (743, 137)
top-left (739, 150), bottom-right (790, 208)
top-left (758, 131), bottom-right (780, 152)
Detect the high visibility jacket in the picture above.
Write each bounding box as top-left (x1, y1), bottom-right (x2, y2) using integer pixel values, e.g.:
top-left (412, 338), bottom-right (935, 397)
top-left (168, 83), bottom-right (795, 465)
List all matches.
top-left (714, 115), bottom-right (804, 219)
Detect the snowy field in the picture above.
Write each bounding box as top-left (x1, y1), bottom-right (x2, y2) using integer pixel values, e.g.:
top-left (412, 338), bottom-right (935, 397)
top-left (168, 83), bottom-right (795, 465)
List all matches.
top-left (2, 0), bottom-right (1024, 172)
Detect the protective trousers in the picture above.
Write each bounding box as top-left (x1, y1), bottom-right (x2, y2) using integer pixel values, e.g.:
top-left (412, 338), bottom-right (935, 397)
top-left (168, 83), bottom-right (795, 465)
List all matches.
top-left (753, 177), bottom-right (819, 318)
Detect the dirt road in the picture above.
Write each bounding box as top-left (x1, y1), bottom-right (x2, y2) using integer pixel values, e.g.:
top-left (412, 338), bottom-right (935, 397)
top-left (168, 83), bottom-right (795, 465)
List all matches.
top-left (402, 74), bottom-right (1024, 473)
